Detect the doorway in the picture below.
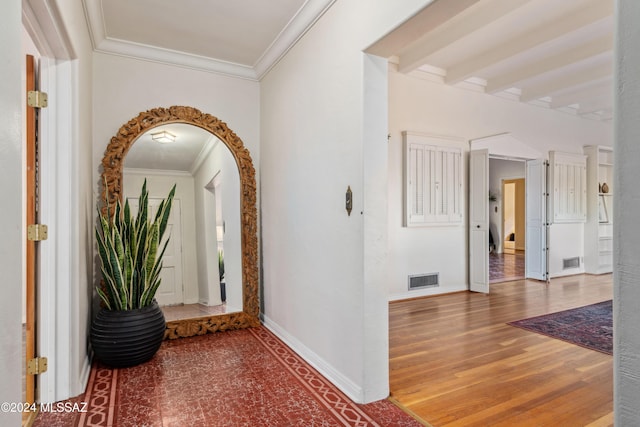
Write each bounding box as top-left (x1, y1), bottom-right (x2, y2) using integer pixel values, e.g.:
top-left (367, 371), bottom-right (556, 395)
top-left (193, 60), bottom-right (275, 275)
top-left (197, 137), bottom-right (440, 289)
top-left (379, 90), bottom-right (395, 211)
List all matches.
top-left (490, 161), bottom-right (526, 283)
top-left (470, 145), bottom-right (547, 293)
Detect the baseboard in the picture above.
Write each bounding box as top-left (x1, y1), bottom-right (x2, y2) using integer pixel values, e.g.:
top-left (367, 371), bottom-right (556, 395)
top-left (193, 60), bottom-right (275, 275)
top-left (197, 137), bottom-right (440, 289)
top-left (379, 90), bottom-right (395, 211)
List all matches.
top-left (79, 353), bottom-right (92, 394)
top-left (388, 284), bottom-right (467, 302)
top-left (550, 268), bottom-right (585, 279)
top-left (262, 316), bottom-right (364, 403)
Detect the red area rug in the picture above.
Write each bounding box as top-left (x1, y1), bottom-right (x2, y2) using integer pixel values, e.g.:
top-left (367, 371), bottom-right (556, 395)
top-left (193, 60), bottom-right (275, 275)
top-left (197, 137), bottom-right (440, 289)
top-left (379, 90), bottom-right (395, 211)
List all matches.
top-left (508, 300), bottom-right (613, 355)
top-left (35, 326), bottom-right (425, 426)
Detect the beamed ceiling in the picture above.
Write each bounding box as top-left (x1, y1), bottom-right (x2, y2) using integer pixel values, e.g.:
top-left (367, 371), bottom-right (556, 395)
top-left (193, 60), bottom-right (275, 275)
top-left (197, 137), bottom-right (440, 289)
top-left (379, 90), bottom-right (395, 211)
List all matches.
top-left (367, 0), bottom-right (614, 121)
top-left (84, 0), bottom-right (614, 121)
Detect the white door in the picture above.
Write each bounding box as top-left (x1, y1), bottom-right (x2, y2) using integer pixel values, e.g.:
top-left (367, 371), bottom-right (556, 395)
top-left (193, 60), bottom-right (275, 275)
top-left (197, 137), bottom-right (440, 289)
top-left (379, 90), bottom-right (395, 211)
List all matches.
top-left (525, 159), bottom-right (548, 281)
top-left (128, 197), bottom-right (184, 305)
top-left (469, 149), bottom-right (489, 293)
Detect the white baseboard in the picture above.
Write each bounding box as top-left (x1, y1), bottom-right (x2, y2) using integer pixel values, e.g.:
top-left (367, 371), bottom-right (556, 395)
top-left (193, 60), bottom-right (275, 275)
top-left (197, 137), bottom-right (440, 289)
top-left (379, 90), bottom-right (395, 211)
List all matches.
top-left (388, 284), bottom-right (467, 302)
top-left (79, 354), bottom-right (92, 395)
top-left (550, 268), bottom-right (585, 279)
top-left (262, 316), bottom-right (364, 403)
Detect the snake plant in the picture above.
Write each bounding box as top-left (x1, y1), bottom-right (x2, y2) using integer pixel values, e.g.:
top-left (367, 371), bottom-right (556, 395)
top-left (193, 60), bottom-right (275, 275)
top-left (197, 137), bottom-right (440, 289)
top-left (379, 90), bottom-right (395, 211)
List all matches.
top-left (95, 180), bottom-right (176, 310)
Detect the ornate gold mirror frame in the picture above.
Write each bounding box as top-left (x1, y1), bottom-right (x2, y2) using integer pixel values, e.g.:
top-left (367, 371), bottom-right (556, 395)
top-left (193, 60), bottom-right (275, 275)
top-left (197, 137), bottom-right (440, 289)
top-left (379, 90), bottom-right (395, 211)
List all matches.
top-left (100, 106), bottom-right (260, 339)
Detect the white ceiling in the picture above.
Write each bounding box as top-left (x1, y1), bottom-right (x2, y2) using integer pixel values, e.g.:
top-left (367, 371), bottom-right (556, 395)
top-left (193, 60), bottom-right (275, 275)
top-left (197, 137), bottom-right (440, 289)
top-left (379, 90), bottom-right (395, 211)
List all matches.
top-left (85, 0), bottom-right (614, 121)
top-left (124, 123), bottom-right (216, 173)
top-left (83, 0), bottom-right (335, 80)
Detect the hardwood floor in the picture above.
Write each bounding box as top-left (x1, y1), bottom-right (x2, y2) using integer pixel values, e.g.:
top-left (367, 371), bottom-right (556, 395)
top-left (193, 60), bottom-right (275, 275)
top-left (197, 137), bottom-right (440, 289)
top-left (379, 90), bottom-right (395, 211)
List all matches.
top-left (389, 274), bottom-right (613, 427)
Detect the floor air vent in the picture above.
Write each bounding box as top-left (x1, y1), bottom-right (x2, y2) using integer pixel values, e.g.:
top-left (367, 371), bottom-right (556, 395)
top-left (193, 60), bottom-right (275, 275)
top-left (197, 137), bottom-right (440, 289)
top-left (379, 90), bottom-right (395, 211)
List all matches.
top-left (408, 273), bottom-right (439, 290)
top-left (563, 257), bottom-right (580, 270)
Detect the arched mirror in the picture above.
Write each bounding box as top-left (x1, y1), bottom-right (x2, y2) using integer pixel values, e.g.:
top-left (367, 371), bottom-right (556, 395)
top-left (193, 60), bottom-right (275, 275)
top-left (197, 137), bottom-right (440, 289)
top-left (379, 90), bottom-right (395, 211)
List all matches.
top-left (100, 106), bottom-right (259, 339)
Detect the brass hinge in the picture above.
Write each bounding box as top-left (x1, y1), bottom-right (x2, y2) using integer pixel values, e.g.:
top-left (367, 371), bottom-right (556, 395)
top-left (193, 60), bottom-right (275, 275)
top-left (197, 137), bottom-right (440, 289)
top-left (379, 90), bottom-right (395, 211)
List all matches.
top-left (27, 90), bottom-right (48, 108)
top-left (27, 224), bottom-right (48, 241)
top-left (27, 357), bottom-right (48, 375)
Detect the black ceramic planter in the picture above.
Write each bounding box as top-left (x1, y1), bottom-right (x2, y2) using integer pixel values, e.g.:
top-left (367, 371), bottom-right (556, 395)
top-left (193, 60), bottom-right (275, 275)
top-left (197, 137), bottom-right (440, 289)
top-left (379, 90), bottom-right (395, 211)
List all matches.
top-left (90, 300), bottom-right (166, 368)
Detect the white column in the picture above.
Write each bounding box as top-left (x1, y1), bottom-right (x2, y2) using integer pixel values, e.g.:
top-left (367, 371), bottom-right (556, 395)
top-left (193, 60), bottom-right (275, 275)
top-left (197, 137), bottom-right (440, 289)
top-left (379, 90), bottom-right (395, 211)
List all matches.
top-left (362, 53), bottom-right (390, 401)
top-left (614, 0), bottom-right (640, 423)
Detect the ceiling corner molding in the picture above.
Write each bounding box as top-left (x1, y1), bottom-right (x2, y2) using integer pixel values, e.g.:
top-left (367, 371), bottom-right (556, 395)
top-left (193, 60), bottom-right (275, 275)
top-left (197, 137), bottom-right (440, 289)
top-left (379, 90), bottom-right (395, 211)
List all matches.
top-left (96, 37), bottom-right (257, 80)
top-left (82, 0), bottom-right (257, 80)
top-left (189, 136), bottom-right (217, 175)
top-left (81, 0), bottom-right (104, 51)
top-left (254, 0), bottom-right (336, 80)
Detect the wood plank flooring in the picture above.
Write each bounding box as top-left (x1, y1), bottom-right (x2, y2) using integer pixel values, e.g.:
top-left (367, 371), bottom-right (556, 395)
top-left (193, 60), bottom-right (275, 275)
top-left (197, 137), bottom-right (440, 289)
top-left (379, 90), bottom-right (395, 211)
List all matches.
top-left (389, 274), bottom-right (613, 427)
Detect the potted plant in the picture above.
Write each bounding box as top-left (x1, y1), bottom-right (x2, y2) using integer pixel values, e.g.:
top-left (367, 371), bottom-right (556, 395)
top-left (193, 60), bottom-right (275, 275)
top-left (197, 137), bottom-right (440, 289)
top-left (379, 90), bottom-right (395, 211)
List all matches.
top-left (218, 250), bottom-right (226, 302)
top-left (90, 180), bottom-right (176, 368)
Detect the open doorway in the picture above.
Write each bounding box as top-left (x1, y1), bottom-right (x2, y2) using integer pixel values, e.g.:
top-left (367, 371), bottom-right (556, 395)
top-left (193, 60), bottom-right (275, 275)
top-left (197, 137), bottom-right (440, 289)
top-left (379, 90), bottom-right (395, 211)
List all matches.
top-left (489, 159), bottom-right (526, 283)
top-left (502, 178), bottom-right (525, 255)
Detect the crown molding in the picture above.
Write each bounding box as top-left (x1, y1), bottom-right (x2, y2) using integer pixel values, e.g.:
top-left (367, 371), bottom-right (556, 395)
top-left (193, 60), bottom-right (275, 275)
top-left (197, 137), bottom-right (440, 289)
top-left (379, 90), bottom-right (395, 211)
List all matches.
top-left (97, 37), bottom-right (257, 80)
top-left (254, 0), bottom-right (336, 80)
top-left (123, 167), bottom-right (192, 178)
top-left (83, 0), bottom-right (335, 81)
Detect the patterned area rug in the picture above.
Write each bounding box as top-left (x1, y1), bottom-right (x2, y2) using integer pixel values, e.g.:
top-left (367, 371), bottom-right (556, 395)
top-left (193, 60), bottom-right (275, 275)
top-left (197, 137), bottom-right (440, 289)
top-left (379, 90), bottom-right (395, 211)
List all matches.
top-left (508, 300), bottom-right (613, 355)
top-left (34, 326), bottom-right (426, 427)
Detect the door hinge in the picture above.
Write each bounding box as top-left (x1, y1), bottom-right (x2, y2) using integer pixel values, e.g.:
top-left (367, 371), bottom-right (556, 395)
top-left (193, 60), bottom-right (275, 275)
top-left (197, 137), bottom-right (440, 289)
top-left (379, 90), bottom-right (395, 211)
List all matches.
top-left (27, 90), bottom-right (48, 108)
top-left (27, 357), bottom-right (48, 375)
top-left (27, 224), bottom-right (48, 241)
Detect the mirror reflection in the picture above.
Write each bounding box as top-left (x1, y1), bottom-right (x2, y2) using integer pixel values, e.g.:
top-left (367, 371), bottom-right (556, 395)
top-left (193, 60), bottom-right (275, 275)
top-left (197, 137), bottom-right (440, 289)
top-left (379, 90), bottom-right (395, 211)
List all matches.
top-left (123, 123), bottom-right (242, 321)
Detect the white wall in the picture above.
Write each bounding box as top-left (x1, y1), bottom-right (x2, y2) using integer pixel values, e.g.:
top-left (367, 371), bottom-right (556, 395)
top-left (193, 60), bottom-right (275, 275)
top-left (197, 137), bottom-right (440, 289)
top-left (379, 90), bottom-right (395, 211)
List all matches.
top-left (92, 52), bottom-right (260, 203)
top-left (261, 0), bottom-right (434, 403)
top-left (192, 140), bottom-right (242, 310)
top-left (123, 171), bottom-right (199, 304)
top-left (388, 66), bottom-right (612, 297)
top-left (615, 1), bottom-right (640, 423)
top-left (0, 1), bottom-right (25, 424)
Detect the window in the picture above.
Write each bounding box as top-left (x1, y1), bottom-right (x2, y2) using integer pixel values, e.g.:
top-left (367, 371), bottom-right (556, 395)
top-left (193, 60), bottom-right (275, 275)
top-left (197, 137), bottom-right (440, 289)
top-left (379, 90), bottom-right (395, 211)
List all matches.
top-left (404, 132), bottom-right (463, 226)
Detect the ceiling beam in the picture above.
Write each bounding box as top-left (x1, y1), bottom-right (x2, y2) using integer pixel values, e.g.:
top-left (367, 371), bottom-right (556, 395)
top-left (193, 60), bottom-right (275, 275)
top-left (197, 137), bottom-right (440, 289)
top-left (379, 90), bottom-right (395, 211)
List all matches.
top-left (520, 63), bottom-right (612, 102)
top-left (444, 0), bottom-right (613, 85)
top-left (486, 35), bottom-right (613, 94)
top-left (550, 79), bottom-right (613, 108)
top-left (397, 0), bottom-right (532, 74)
top-left (579, 109), bottom-right (612, 122)
top-left (365, 0), bottom-right (482, 58)
top-left (577, 95), bottom-right (614, 115)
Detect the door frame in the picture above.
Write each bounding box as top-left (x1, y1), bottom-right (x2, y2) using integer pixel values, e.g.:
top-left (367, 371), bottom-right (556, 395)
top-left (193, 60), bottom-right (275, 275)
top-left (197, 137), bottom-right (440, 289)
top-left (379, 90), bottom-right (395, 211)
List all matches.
top-left (467, 133), bottom-right (549, 293)
top-left (501, 177), bottom-right (526, 253)
top-left (23, 0), bottom-right (89, 403)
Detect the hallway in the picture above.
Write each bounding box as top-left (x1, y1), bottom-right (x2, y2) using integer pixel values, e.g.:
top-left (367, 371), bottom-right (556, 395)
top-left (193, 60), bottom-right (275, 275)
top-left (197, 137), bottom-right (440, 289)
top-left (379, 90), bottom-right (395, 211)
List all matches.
top-left (34, 327), bottom-right (423, 427)
top-left (489, 250), bottom-right (525, 283)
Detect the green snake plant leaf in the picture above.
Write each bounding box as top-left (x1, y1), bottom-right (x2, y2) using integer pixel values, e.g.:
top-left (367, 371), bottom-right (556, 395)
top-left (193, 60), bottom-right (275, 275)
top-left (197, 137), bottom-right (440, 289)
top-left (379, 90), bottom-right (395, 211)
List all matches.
top-left (146, 223), bottom-right (159, 280)
top-left (155, 184), bottom-right (176, 240)
top-left (95, 226), bottom-right (121, 310)
top-left (95, 178), bottom-right (175, 310)
top-left (141, 239), bottom-right (169, 307)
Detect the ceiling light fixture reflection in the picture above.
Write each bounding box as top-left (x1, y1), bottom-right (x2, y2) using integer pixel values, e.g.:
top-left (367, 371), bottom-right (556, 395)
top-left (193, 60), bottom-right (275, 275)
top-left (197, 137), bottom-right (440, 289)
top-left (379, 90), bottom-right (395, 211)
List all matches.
top-left (151, 130), bottom-right (176, 144)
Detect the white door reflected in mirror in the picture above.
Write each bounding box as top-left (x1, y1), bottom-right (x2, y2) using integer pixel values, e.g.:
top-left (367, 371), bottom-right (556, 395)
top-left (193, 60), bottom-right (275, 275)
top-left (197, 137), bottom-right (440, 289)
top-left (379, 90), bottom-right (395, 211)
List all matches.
top-left (123, 123), bottom-right (243, 322)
